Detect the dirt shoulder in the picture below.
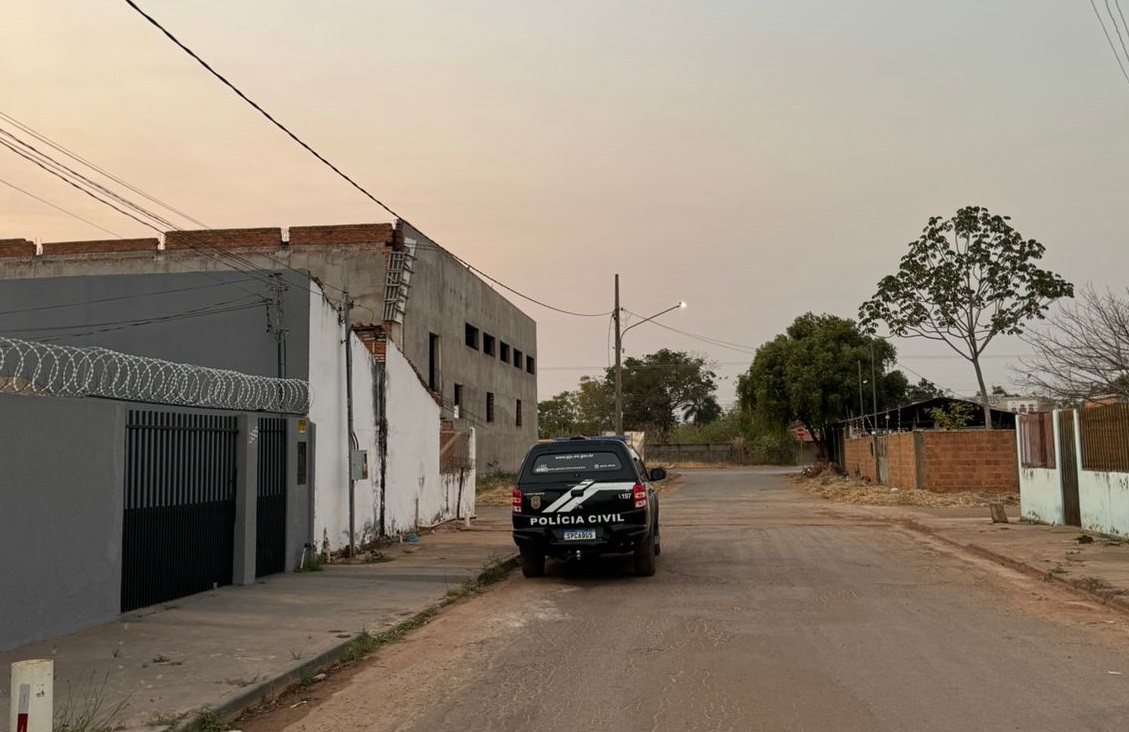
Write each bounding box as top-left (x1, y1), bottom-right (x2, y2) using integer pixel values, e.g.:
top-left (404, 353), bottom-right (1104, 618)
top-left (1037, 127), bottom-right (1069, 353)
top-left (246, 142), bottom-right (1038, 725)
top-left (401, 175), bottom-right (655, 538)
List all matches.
top-left (794, 471), bottom-right (1018, 508)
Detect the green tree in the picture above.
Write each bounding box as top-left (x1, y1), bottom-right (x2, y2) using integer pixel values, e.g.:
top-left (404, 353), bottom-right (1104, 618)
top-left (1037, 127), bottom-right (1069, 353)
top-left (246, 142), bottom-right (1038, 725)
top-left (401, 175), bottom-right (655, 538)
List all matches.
top-left (738, 313), bottom-right (906, 459)
top-left (904, 377), bottom-right (945, 404)
top-left (859, 206), bottom-right (1073, 428)
top-left (537, 391), bottom-right (577, 438)
top-left (574, 376), bottom-right (614, 435)
top-left (614, 349), bottom-right (718, 440)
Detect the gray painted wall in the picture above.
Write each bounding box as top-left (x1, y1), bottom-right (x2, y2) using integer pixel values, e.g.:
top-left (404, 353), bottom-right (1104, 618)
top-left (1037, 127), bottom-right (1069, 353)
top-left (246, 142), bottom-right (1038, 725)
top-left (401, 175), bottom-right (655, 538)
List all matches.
top-left (400, 223), bottom-right (539, 472)
top-left (0, 394), bottom-right (126, 651)
top-left (0, 270), bottom-right (311, 379)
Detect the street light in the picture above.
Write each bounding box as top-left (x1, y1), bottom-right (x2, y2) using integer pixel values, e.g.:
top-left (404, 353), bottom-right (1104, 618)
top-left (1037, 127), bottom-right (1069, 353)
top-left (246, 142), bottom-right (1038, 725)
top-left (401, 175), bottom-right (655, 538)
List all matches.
top-left (613, 273), bottom-right (686, 434)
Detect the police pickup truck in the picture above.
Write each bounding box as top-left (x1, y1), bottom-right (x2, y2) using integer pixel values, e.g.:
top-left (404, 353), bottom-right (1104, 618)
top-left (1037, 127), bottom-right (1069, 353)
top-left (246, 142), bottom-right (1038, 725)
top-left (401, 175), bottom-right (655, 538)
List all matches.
top-left (511, 437), bottom-right (664, 577)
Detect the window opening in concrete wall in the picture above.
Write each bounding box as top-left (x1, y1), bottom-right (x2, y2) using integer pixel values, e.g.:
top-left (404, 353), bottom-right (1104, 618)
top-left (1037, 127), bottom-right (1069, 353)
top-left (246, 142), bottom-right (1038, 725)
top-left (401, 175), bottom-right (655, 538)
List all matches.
top-left (526, 355), bottom-right (536, 375)
top-left (516, 399), bottom-right (523, 427)
top-left (428, 332), bottom-right (440, 391)
top-left (514, 349), bottom-right (523, 368)
top-left (465, 324), bottom-right (479, 350)
top-left (454, 383), bottom-right (463, 407)
top-left (487, 392), bottom-right (495, 422)
top-left (500, 342), bottom-right (511, 363)
top-left (483, 334), bottom-right (496, 357)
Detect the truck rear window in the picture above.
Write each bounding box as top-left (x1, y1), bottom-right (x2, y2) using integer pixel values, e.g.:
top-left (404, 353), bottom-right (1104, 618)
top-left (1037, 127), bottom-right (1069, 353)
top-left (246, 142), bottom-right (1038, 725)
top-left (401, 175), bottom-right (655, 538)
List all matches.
top-left (530, 451), bottom-right (623, 475)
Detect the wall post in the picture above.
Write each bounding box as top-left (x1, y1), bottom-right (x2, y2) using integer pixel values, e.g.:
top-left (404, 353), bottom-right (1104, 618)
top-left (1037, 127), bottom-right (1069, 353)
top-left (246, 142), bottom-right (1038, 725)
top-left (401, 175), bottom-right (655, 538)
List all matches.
top-left (233, 414), bottom-right (259, 585)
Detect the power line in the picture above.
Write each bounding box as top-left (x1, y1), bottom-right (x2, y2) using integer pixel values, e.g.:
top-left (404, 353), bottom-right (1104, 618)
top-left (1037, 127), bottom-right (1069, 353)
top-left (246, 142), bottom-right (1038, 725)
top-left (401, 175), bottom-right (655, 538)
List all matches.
top-left (0, 127), bottom-right (181, 231)
top-left (0, 276), bottom-right (268, 318)
top-left (1106, 0), bottom-right (1129, 71)
top-left (1090, 0), bottom-right (1129, 89)
top-left (0, 138), bottom-right (166, 234)
top-left (121, 0), bottom-right (403, 222)
top-left (0, 108), bottom-right (210, 229)
top-left (0, 295), bottom-right (265, 336)
top-left (0, 176), bottom-right (122, 238)
top-left (121, 0), bottom-right (612, 319)
top-left (621, 312), bottom-right (759, 354)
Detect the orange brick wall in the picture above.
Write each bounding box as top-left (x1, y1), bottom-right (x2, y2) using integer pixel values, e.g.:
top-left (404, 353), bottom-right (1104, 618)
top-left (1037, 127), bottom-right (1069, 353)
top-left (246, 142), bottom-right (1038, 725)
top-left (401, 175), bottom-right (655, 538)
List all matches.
top-left (920, 430), bottom-right (1018, 493)
top-left (0, 239), bottom-right (34, 258)
top-left (289, 223), bottom-right (394, 248)
top-left (885, 433), bottom-right (917, 489)
top-left (42, 238), bottom-right (158, 255)
top-left (844, 437), bottom-right (876, 481)
top-left (164, 228), bottom-right (283, 251)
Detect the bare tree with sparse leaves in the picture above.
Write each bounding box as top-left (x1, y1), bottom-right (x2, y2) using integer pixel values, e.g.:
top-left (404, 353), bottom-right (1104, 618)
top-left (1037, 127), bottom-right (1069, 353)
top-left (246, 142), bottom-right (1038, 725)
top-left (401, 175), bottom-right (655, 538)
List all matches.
top-left (1017, 285), bottom-right (1129, 403)
top-left (860, 206), bottom-right (1073, 428)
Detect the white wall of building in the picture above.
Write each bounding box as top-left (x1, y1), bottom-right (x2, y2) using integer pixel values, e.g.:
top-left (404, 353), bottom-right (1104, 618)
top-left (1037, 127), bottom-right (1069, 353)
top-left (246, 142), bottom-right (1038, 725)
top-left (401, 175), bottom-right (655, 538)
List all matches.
top-left (1078, 470), bottom-right (1129, 537)
top-left (1017, 409), bottom-right (1064, 525)
top-left (383, 341), bottom-right (442, 533)
top-left (1019, 468), bottom-right (1063, 524)
top-left (439, 427), bottom-right (477, 522)
top-left (307, 285), bottom-right (380, 551)
top-left (308, 282), bottom-right (478, 544)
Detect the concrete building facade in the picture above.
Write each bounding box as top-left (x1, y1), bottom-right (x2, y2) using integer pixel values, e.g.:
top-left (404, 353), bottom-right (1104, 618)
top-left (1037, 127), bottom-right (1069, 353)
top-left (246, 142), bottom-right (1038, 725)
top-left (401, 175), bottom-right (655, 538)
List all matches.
top-left (0, 221), bottom-right (537, 470)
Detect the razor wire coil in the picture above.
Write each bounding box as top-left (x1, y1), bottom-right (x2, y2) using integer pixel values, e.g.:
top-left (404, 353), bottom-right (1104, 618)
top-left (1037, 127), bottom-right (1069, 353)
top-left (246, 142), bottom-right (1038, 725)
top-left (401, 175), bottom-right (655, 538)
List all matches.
top-left (0, 336), bottom-right (309, 414)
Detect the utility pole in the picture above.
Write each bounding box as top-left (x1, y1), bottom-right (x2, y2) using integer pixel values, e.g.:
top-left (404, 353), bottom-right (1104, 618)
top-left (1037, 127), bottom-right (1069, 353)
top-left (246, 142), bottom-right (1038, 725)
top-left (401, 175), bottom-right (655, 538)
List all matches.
top-left (343, 291), bottom-right (356, 556)
top-left (267, 273), bottom-right (289, 379)
top-left (613, 274), bottom-right (623, 435)
top-left (870, 341), bottom-right (878, 428)
top-left (857, 360), bottom-right (865, 432)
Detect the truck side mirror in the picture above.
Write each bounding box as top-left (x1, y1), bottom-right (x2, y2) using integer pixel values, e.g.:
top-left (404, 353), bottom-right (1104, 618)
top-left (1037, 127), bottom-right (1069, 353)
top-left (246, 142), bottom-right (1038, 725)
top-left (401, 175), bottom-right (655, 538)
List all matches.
top-left (649, 468), bottom-right (667, 482)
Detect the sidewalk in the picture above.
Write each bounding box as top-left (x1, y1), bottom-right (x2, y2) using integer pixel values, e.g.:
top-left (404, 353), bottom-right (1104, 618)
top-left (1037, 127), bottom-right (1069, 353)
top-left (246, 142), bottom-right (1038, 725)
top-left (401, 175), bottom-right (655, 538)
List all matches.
top-left (0, 509), bottom-right (516, 732)
top-left (832, 500), bottom-right (1129, 611)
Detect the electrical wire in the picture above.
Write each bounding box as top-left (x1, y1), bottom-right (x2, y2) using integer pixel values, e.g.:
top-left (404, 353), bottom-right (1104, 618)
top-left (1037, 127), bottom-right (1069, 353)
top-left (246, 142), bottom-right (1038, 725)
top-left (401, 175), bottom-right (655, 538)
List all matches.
top-left (1107, 0), bottom-right (1129, 67)
top-left (0, 127), bottom-right (181, 231)
top-left (0, 295), bottom-right (266, 335)
top-left (121, 0), bottom-right (613, 319)
top-left (37, 299), bottom-right (267, 341)
top-left (0, 175), bottom-right (122, 238)
top-left (0, 108), bottom-right (210, 229)
top-left (1090, 0), bottom-right (1129, 89)
top-left (0, 276), bottom-right (269, 318)
top-left (0, 138), bottom-right (166, 234)
top-left (621, 311), bottom-right (759, 354)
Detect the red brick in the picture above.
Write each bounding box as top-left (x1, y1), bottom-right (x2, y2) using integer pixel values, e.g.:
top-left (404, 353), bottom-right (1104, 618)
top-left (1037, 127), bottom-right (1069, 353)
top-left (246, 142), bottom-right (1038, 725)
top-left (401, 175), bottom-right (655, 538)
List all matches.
top-left (0, 239), bottom-right (34, 258)
top-left (289, 223), bottom-right (394, 248)
top-left (42, 238), bottom-right (158, 256)
top-left (164, 228), bottom-right (282, 251)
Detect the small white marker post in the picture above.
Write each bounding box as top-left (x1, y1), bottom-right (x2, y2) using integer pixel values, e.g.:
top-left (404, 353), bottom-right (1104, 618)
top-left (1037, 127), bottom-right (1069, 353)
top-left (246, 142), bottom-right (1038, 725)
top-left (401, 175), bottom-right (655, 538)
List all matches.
top-left (9, 659), bottom-right (52, 732)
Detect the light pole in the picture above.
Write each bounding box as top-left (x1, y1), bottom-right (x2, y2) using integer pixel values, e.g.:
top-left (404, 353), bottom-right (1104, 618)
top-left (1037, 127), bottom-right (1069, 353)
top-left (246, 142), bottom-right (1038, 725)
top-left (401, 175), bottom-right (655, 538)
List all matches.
top-left (613, 273), bottom-right (686, 434)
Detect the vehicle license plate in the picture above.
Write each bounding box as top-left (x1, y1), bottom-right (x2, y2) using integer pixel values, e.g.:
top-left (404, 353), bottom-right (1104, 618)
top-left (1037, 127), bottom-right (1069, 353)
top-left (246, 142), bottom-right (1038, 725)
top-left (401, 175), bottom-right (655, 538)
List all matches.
top-left (563, 529), bottom-right (597, 541)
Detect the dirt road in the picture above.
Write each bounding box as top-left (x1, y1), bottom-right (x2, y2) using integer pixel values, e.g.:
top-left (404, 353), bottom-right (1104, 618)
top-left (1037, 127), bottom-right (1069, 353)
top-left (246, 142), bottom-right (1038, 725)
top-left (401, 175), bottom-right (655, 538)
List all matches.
top-left (246, 469), bottom-right (1129, 731)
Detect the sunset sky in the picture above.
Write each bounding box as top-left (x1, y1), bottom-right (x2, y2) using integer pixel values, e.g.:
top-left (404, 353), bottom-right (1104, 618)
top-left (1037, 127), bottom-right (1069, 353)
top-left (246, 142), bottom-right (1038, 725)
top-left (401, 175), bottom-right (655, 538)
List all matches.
top-left (3, 1), bottom-right (1128, 405)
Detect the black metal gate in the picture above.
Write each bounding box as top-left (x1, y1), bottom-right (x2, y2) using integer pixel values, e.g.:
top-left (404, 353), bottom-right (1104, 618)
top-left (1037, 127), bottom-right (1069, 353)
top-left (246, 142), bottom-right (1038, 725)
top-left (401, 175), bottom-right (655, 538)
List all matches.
top-left (256, 417), bottom-right (288, 577)
top-left (1059, 410), bottom-right (1082, 527)
top-left (122, 410), bottom-right (238, 612)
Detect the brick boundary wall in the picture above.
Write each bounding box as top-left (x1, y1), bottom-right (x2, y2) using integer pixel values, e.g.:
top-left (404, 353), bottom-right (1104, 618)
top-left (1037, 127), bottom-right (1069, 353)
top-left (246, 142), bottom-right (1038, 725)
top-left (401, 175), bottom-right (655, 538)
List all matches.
top-left (843, 430), bottom-right (1018, 493)
top-left (919, 430), bottom-right (1018, 493)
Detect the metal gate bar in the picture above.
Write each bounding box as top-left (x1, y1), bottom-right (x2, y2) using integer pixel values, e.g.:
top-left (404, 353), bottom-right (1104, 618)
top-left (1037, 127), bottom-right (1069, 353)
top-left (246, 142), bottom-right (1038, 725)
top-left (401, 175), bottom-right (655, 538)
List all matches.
top-left (121, 410), bottom-right (238, 612)
top-left (255, 417), bottom-right (288, 577)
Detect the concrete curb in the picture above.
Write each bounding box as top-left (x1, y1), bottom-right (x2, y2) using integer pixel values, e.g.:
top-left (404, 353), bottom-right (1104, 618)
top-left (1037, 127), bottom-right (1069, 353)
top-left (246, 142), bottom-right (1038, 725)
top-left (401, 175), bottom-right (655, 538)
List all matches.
top-left (171, 553), bottom-right (520, 732)
top-left (894, 518), bottom-right (1129, 617)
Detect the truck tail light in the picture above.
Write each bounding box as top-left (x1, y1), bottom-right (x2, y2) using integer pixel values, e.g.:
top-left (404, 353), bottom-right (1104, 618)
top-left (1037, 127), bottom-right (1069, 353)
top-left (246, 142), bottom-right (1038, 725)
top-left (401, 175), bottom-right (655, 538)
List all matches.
top-left (512, 488), bottom-right (523, 514)
top-left (632, 483), bottom-right (647, 510)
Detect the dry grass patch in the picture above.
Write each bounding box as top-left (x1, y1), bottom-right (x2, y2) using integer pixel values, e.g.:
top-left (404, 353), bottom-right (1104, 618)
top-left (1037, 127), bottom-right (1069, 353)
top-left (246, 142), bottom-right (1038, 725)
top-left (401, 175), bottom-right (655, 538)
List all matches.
top-left (794, 473), bottom-right (1019, 508)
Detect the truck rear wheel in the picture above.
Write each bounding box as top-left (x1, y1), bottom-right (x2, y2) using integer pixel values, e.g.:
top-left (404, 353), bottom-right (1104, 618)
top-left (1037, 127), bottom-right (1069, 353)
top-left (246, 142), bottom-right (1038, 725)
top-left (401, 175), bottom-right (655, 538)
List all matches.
top-left (521, 551), bottom-right (546, 578)
top-left (634, 533), bottom-right (657, 577)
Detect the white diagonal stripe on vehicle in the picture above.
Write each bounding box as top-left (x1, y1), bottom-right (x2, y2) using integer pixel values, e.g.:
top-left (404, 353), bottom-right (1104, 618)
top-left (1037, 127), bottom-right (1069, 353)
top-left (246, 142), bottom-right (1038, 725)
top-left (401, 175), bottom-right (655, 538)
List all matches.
top-left (541, 480), bottom-right (593, 513)
top-left (552, 482), bottom-right (637, 513)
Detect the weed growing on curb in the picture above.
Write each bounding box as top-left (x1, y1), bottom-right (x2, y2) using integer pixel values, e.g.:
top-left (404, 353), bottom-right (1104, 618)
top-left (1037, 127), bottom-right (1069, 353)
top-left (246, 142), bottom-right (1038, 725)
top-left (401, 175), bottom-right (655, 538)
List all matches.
top-left (295, 553), bottom-right (325, 572)
top-left (55, 671), bottom-right (129, 732)
top-left (195, 708), bottom-right (230, 732)
top-left (1077, 576), bottom-right (1128, 596)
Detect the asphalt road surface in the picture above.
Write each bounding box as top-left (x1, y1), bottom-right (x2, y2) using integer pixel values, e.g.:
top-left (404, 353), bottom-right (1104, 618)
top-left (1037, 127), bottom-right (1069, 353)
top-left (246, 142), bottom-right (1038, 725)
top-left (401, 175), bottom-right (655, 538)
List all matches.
top-left (250, 470), bottom-right (1129, 732)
